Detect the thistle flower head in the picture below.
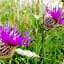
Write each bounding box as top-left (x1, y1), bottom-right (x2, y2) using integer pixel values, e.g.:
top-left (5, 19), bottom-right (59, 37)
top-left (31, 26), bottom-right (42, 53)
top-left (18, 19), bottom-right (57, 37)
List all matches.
top-left (46, 6), bottom-right (64, 25)
top-left (0, 23), bottom-right (34, 46)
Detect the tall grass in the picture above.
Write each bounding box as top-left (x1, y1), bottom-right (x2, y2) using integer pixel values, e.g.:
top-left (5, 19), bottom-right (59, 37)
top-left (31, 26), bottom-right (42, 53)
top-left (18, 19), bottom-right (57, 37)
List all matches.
top-left (0, 0), bottom-right (64, 64)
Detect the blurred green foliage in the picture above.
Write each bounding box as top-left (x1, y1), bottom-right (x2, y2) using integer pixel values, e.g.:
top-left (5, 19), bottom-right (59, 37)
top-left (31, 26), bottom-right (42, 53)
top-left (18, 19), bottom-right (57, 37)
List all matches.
top-left (0, 0), bottom-right (64, 64)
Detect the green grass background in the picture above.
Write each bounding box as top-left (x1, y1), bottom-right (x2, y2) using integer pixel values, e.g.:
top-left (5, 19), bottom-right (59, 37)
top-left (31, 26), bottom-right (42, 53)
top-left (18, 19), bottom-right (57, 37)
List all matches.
top-left (0, 0), bottom-right (64, 64)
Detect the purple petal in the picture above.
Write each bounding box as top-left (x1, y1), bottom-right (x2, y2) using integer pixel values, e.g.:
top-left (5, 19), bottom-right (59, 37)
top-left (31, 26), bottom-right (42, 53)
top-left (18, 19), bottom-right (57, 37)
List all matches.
top-left (0, 24), bottom-right (34, 46)
top-left (19, 27), bottom-right (24, 37)
top-left (14, 26), bottom-right (18, 33)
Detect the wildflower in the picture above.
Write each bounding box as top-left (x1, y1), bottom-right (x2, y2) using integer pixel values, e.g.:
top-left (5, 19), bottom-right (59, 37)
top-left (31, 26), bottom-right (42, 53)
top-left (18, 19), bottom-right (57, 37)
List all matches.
top-left (0, 23), bottom-right (34, 46)
top-left (24, 10), bottom-right (26, 14)
top-left (44, 14), bottom-right (57, 28)
top-left (34, 14), bottom-right (39, 19)
top-left (0, 23), bottom-right (34, 57)
top-left (46, 6), bottom-right (64, 25)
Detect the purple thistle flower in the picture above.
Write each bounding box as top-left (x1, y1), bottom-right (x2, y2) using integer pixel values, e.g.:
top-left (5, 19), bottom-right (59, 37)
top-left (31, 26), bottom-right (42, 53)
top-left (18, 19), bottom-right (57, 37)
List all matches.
top-left (0, 23), bottom-right (34, 46)
top-left (46, 6), bottom-right (64, 25)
